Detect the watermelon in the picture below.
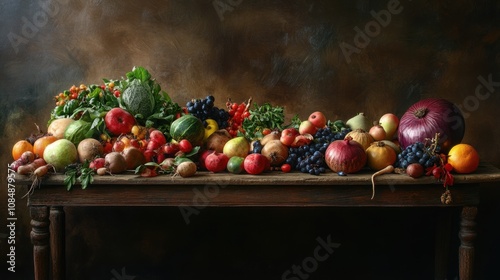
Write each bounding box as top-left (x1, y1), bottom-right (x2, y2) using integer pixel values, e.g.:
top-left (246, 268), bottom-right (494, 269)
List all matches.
top-left (121, 79), bottom-right (156, 119)
top-left (170, 115), bottom-right (205, 146)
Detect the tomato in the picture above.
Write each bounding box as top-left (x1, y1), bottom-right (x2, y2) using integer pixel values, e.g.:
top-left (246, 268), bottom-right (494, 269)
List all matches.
top-left (262, 128), bottom-right (272, 136)
top-left (178, 139), bottom-right (193, 153)
top-left (234, 110), bottom-right (242, 118)
top-left (242, 111), bottom-right (250, 119)
top-left (113, 90), bottom-right (121, 97)
top-left (70, 85), bottom-right (79, 94)
top-left (70, 92), bottom-right (78, 99)
top-left (231, 103), bottom-right (238, 110)
top-left (281, 163), bottom-right (292, 173)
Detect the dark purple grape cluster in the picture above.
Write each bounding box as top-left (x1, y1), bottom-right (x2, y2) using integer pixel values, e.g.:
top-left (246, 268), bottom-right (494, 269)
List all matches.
top-left (186, 95), bottom-right (229, 128)
top-left (285, 127), bottom-right (350, 175)
top-left (395, 142), bottom-right (441, 169)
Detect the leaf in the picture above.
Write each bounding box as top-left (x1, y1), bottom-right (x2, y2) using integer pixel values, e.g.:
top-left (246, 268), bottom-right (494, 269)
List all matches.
top-left (129, 66), bottom-right (151, 83)
top-left (183, 146), bottom-right (200, 158)
top-left (64, 168), bottom-right (77, 191)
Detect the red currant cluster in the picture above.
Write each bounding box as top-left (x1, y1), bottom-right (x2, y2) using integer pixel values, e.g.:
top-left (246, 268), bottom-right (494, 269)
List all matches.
top-left (225, 98), bottom-right (251, 137)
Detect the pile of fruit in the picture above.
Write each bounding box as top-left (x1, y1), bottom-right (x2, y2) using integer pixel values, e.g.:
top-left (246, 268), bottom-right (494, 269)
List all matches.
top-left (10, 67), bottom-right (480, 203)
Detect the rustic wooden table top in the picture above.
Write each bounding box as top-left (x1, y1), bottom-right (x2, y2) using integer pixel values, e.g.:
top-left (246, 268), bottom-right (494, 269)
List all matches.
top-left (16, 163), bottom-right (500, 207)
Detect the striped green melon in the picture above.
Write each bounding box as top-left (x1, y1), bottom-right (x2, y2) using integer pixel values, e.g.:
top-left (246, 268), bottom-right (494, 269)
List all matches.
top-left (169, 115), bottom-right (205, 146)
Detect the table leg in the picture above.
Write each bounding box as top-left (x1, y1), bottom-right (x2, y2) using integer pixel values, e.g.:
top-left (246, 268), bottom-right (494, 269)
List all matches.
top-left (434, 208), bottom-right (452, 280)
top-left (459, 206), bottom-right (477, 280)
top-left (50, 206), bottom-right (65, 280)
top-left (30, 206), bottom-right (50, 280)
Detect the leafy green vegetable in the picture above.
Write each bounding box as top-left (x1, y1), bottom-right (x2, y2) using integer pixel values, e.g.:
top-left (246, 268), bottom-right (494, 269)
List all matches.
top-left (119, 66), bottom-right (182, 139)
top-left (64, 162), bottom-right (94, 191)
top-left (49, 66), bottom-right (182, 139)
top-left (241, 103), bottom-right (285, 140)
top-left (327, 119), bottom-right (348, 132)
top-left (49, 84), bottom-right (119, 136)
top-left (289, 115), bottom-right (302, 130)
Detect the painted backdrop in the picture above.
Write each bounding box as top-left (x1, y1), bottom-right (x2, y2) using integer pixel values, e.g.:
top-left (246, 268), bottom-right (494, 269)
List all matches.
top-left (1, 0), bottom-right (499, 279)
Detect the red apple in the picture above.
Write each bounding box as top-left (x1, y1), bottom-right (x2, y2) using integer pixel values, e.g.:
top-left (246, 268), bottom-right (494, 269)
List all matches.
top-left (280, 128), bottom-right (299, 146)
top-left (379, 113), bottom-right (399, 140)
top-left (298, 120), bottom-right (318, 135)
top-left (149, 130), bottom-right (167, 146)
top-left (104, 108), bottom-right (136, 136)
top-left (308, 111), bottom-right (327, 128)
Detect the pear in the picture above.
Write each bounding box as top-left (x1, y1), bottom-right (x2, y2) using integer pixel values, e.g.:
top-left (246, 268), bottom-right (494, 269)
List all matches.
top-left (223, 136), bottom-right (250, 159)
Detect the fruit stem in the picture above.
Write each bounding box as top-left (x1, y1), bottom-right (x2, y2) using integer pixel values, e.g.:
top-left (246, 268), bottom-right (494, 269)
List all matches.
top-left (244, 97), bottom-right (253, 112)
top-left (414, 108), bottom-right (428, 118)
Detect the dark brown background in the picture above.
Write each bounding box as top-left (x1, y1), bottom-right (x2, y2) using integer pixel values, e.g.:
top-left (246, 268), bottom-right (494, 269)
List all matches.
top-left (1, 0), bottom-right (499, 279)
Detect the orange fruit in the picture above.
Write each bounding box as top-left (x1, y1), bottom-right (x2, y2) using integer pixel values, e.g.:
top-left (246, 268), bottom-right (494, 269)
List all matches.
top-left (33, 135), bottom-right (58, 158)
top-left (12, 140), bottom-right (33, 161)
top-left (447, 143), bottom-right (480, 174)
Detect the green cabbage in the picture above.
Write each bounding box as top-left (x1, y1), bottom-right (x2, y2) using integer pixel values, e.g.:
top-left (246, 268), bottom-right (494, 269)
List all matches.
top-left (121, 79), bottom-right (156, 119)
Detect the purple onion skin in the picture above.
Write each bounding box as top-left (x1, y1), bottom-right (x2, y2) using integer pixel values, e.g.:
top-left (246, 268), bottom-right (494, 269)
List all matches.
top-left (325, 139), bottom-right (367, 173)
top-left (398, 98), bottom-right (465, 153)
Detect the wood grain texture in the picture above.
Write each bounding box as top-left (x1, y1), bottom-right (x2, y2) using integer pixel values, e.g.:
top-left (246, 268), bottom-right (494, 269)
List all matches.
top-left (19, 163), bottom-right (499, 207)
top-left (16, 163), bottom-right (500, 187)
top-left (459, 206), bottom-right (478, 280)
top-left (30, 206), bottom-right (50, 280)
top-left (49, 206), bottom-right (65, 280)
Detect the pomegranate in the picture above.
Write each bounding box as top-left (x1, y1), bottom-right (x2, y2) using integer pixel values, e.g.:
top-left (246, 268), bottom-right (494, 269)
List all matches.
top-left (205, 152), bottom-right (229, 173)
top-left (243, 153), bottom-right (269, 175)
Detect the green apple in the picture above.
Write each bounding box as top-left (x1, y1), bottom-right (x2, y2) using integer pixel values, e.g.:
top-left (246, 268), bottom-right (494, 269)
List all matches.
top-left (227, 156), bottom-right (245, 174)
top-left (43, 139), bottom-right (77, 171)
top-left (379, 113), bottom-right (399, 140)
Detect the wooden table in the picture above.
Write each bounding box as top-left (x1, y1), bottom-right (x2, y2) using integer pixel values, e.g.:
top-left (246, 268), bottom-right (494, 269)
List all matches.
top-left (18, 163), bottom-right (500, 280)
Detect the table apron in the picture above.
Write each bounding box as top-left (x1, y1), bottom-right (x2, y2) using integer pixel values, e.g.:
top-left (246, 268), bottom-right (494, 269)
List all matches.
top-left (27, 184), bottom-right (480, 207)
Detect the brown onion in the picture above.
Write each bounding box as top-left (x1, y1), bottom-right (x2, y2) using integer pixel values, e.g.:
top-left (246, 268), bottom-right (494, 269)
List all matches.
top-left (345, 129), bottom-right (374, 150)
top-left (365, 141), bottom-right (397, 171)
top-left (325, 137), bottom-right (367, 173)
top-left (261, 140), bottom-right (288, 166)
top-left (205, 129), bottom-right (232, 152)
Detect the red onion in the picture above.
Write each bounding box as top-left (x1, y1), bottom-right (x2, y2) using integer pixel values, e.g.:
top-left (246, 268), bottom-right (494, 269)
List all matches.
top-left (325, 137), bottom-right (367, 173)
top-left (398, 98), bottom-right (465, 152)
